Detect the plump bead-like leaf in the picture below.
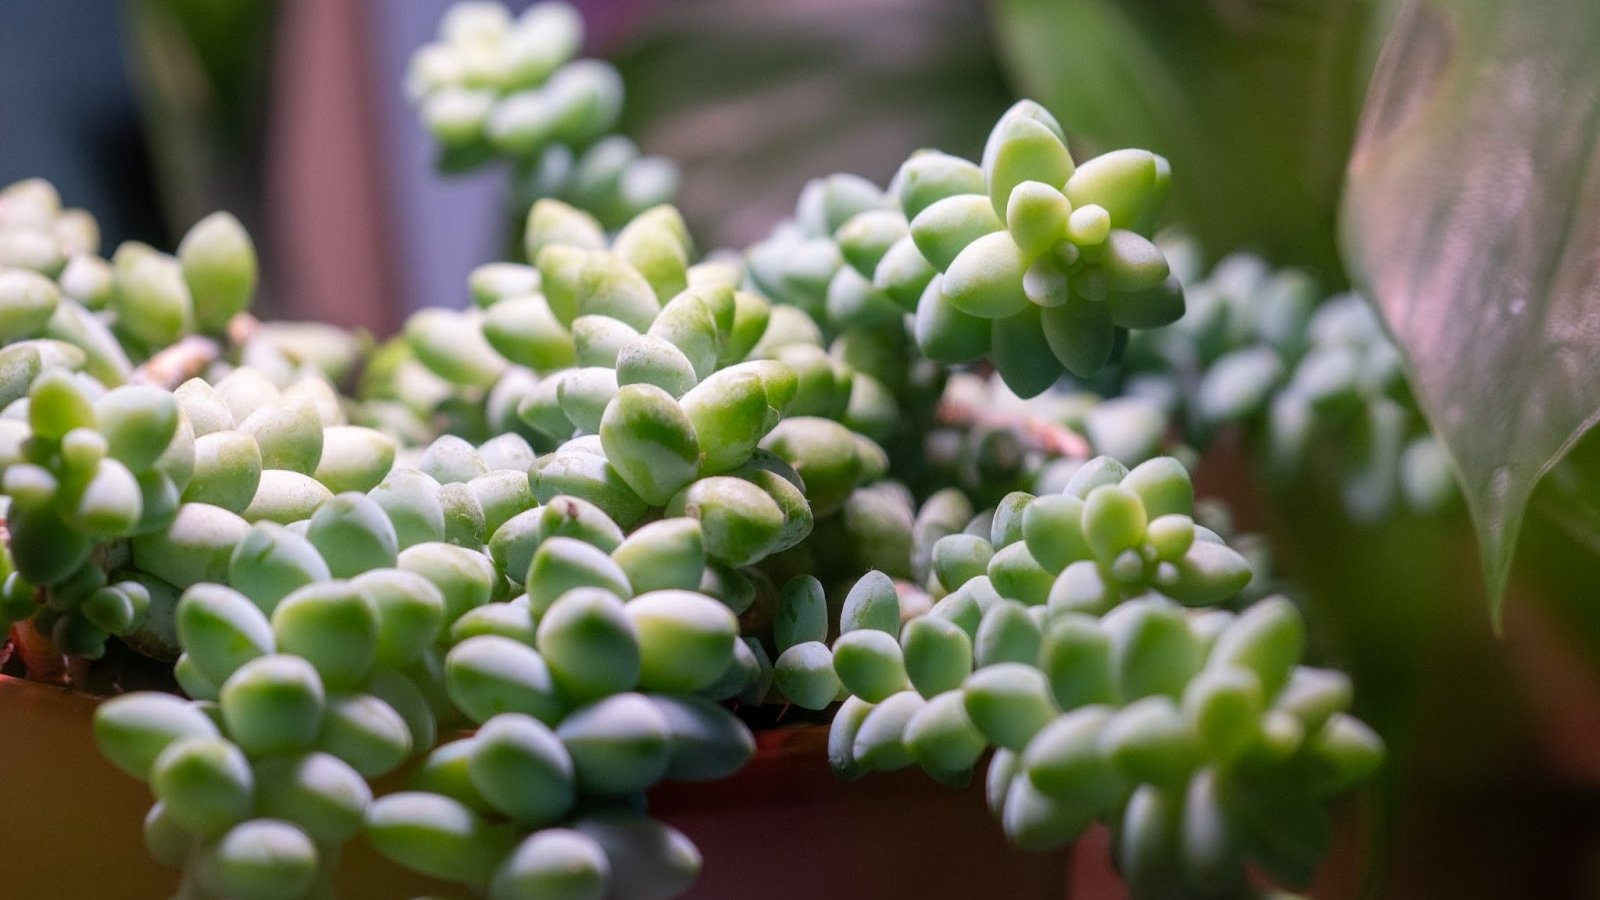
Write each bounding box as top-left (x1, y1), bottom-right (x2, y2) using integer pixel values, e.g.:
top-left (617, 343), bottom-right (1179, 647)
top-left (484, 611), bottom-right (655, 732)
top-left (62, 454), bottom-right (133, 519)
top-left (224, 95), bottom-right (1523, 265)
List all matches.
top-left (178, 212), bottom-right (257, 332)
top-left (599, 383), bottom-right (700, 505)
top-left (985, 117), bottom-right (1075, 220)
top-left (943, 231), bottom-right (1030, 319)
top-left (910, 194), bottom-right (1004, 272)
top-left (1065, 149), bottom-right (1164, 231)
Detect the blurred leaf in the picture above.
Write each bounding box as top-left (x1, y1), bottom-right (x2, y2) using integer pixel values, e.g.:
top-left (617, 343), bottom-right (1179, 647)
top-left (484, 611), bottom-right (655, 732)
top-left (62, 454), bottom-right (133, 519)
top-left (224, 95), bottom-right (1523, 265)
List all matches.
top-left (125, 0), bottom-right (278, 233)
top-left (1342, 0), bottom-right (1600, 621)
top-left (991, 0), bottom-right (1396, 282)
top-left (610, 0), bottom-right (1012, 248)
top-left (1523, 435), bottom-right (1600, 666)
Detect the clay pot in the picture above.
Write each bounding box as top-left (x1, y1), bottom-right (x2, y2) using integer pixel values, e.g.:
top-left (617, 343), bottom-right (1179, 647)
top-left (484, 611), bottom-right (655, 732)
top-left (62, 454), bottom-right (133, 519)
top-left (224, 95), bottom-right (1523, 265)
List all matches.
top-left (0, 676), bottom-right (1087, 899)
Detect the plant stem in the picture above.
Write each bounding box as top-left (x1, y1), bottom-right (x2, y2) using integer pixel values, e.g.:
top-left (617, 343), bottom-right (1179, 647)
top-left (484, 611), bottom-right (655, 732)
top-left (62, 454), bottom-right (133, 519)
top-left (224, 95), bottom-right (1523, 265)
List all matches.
top-left (934, 396), bottom-right (1091, 459)
top-left (129, 313), bottom-right (260, 389)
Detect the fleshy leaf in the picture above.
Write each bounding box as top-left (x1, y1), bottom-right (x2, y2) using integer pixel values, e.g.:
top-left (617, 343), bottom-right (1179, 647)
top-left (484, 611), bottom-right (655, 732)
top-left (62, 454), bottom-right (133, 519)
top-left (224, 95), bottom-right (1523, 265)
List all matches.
top-left (1342, 0), bottom-right (1600, 622)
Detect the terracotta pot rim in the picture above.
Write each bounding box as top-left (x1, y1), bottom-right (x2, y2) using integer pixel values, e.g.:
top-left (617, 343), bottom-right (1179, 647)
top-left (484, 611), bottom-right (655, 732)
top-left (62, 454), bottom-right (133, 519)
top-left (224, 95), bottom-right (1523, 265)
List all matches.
top-left (0, 673), bottom-right (1086, 899)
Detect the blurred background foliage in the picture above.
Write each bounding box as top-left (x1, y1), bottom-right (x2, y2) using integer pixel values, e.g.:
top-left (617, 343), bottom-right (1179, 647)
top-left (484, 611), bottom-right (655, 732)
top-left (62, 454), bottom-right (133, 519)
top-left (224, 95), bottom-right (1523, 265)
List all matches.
top-left (3, 0), bottom-right (1600, 895)
top-left (610, 0), bottom-right (1012, 249)
top-left (122, 0), bottom-right (279, 238)
top-left (994, 0), bottom-right (1401, 285)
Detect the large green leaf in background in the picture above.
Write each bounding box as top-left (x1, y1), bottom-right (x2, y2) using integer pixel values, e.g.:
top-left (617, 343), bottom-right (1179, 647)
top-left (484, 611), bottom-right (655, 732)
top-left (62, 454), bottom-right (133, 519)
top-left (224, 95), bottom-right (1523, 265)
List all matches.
top-left (992, 0), bottom-right (1396, 282)
top-left (1342, 0), bottom-right (1600, 620)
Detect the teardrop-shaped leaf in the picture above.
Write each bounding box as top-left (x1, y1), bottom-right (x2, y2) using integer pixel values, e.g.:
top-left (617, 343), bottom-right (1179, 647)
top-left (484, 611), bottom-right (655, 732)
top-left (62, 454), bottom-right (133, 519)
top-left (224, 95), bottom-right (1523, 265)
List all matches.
top-left (1342, 0), bottom-right (1600, 622)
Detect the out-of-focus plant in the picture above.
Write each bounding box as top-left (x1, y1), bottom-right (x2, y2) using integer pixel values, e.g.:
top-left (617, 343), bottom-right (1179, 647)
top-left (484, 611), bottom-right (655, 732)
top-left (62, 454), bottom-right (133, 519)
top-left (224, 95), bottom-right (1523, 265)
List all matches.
top-left (1002, 0), bottom-right (1600, 625)
top-left (1342, 0), bottom-right (1600, 619)
top-left (992, 0), bottom-right (1398, 282)
top-left (123, 0), bottom-right (280, 234)
top-left (611, 0), bottom-right (1015, 248)
top-left (1116, 249), bottom-right (1456, 523)
top-left (406, 1), bottom-right (681, 232)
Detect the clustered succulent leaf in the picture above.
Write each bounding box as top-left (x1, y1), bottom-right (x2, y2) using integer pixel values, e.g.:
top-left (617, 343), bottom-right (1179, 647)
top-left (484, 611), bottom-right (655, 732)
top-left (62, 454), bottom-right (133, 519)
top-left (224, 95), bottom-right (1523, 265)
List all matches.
top-left (407, 0), bottom-right (679, 228)
top-left (910, 247), bottom-right (1458, 526)
top-left (817, 459), bottom-right (1382, 898)
top-left (74, 184), bottom-right (898, 899)
top-left (746, 101), bottom-right (1183, 401)
top-left (0, 3), bottom-right (1389, 899)
top-left (1118, 249), bottom-right (1457, 521)
top-left (744, 174), bottom-right (947, 457)
top-left (0, 177), bottom-right (286, 661)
